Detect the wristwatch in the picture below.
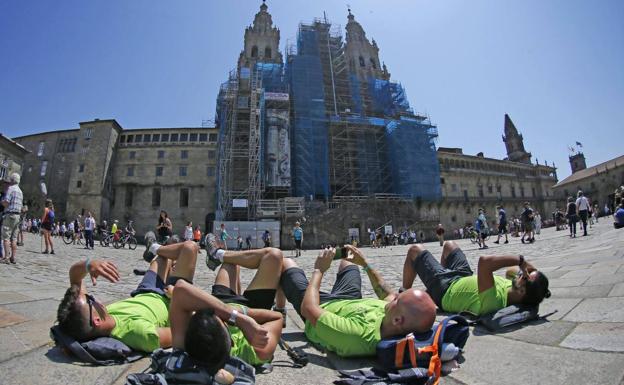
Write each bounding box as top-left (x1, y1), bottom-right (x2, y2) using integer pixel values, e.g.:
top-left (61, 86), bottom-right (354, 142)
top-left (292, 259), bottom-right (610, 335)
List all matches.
top-left (518, 254), bottom-right (525, 267)
top-left (227, 309), bottom-right (239, 326)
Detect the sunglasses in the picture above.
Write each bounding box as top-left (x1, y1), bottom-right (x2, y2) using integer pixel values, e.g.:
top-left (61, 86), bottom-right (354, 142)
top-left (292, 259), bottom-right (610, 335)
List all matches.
top-left (85, 293), bottom-right (97, 327)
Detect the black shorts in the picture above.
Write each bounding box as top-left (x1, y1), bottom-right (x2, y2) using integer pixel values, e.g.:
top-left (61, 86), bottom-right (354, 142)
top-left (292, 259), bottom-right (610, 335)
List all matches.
top-left (480, 232), bottom-right (488, 239)
top-left (211, 285), bottom-right (276, 310)
top-left (280, 265), bottom-right (362, 320)
top-left (130, 270), bottom-right (191, 297)
top-left (412, 249), bottom-right (473, 307)
top-left (295, 239), bottom-right (302, 248)
top-left (42, 222), bottom-right (53, 231)
top-left (498, 222), bottom-right (507, 234)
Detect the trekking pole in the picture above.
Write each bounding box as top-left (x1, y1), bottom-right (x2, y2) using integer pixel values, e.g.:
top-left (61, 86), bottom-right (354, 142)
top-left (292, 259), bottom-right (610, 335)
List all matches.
top-left (278, 338), bottom-right (308, 367)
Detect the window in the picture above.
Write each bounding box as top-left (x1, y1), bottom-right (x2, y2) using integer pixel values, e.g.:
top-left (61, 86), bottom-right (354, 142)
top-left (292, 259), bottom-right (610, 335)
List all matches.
top-left (155, 166), bottom-right (163, 177)
top-left (359, 56), bottom-right (365, 67)
top-left (152, 133), bottom-right (160, 142)
top-left (189, 133), bottom-right (198, 142)
top-left (127, 135), bottom-right (134, 143)
top-left (79, 164), bottom-right (84, 173)
top-left (209, 133), bottom-right (217, 142)
top-left (478, 185), bottom-right (484, 198)
top-left (171, 133), bottom-right (179, 142)
top-left (532, 187), bottom-right (536, 197)
top-left (158, 150), bottom-right (165, 159)
top-left (77, 180), bottom-right (82, 188)
top-left (520, 186), bottom-right (525, 197)
top-left (120, 135), bottom-right (126, 143)
top-left (161, 133), bottom-right (169, 142)
top-left (207, 166), bottom-right (215, 176)
top-left (488, 185), bottom-right (493, 193)
top-left (179, 166), bottom-right (187, 176)
top-left (463, 190), bottom-right (468, 202)
top-left (265, 47), bottom-right (271, 59)
top-left (152, 188), bottom-right (161, 207)
top-left (251, 45), bottom-right (258, 58)
top-left (129, 151), bottom-right (136, 159)
top-left (370, 58), bottom-right (377, 69)
top-left (181, 150), bottom-right (188, 159)
top-left (179, 188), bottom-right (189, 207)
top-left (135, 134), bottom-right (143, 143)
top-left (199, 133), bottom-right (208, 142)
top-left (143, 134), bottom-right (151, 143)
top-left (511, 185), bottom-right (516, 198)
top-left (40, 161), bottom-right (48, 176)
top-left (180, 133), bottom-right (188, 142)
top-left (208, 150), bottom-right (216, 159)
top-left (84, 128), bottom-right (92, 139)
top-left (440, 177), bottom-right (445, 184)
top-left (125, 187), bottom-right (133, 207)
top-left (127, 166), bottom-right (134, 177)
top-left (37, 141), bottom-right (45, 157)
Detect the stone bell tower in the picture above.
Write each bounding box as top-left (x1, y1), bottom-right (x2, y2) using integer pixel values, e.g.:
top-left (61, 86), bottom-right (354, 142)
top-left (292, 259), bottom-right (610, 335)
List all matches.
top-left (238, 1), bottom-right (282, 69)
top-left (502, 114), bottom-right (532, 164)
top-left (344, 9), bottom-right (390, 81)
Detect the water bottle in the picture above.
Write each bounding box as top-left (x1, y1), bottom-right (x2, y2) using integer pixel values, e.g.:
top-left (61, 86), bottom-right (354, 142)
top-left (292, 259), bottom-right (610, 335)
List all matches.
top-left (440, 343), bottom-right (460, 361)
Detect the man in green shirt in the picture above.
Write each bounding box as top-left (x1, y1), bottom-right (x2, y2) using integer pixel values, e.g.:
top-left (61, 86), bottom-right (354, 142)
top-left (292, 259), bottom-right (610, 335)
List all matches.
top-left (275, 245), bottom-right (437, 358)
top-left (402, 241), bottom-right (550, 316)
top-left (56, 237), bottom-right (200, 352)
top-left (169, 234), bottom-right (285, 374)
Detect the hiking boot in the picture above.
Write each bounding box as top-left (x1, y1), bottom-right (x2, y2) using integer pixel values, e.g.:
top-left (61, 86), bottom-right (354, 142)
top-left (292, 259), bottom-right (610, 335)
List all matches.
top-left (273, 306), bottom-right (287, 328)
top-left (143, 232), bottom-right (158, 263)
top-left (204, 233), bottom-right (222, 271)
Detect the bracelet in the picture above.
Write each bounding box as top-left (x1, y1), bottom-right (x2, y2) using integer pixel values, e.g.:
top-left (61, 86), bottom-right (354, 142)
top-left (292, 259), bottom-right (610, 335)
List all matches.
top-left (241, 305), bottom-right (248, 316)
top-left (85, 257), bottom-right (91, 273)
top-left (363, 264), bottom-right (373, 272)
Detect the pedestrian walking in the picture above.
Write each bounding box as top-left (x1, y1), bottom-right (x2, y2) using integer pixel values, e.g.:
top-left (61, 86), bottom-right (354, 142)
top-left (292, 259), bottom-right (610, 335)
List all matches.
top-left (41, 199), bottom-right (55, 254)
top-left (292, 221), bottom-right (303, 257)
top-left (1, 173), bottom-right (23, 264)
top-left (576, 191), bottom-right (590, 236)
top-left (566, 196), bottom-right (578, 238)
top-left (493, 205), bottom-right (509, 244)
top-left (435, 223), bottom-right (445, 246)
top-left (83, 212), bottom-right (96, 250)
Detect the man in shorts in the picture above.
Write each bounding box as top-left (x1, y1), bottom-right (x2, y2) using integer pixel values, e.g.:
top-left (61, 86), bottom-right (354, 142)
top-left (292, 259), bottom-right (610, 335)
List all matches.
top-left (402, 241), bottom-right (550, 316)
top-left (274, 245), bottom-right (436, 358)
top-left (171, 235), bottom-right (285, 372)
top-left (493, 205), bottom-right (509, 244)
top-left (56, 237), bottom-right (199, 352)
top-left (1, 173), bottom-right (23, 264)
top-left (520, 202), bottom-right (535, 244)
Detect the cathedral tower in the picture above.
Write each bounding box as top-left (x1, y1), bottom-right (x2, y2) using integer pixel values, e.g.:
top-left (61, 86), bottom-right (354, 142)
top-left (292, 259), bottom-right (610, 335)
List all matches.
top-left (502, 114), bottom-right (532, 164)
top-left (344, 9), bottom-right (390, 81)
top-left (569, 152), bottom-right (587, 174)
top-left (238, 1), bottom-right (282, 69)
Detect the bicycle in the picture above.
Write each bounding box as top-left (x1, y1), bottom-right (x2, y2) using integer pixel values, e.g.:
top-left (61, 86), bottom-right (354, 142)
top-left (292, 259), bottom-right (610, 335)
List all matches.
top-left (99, 231), bottom-right (113, 247)
top-left (113, 231), bottom-right (138, 250)
top-left (469, 229), bottom-right (490, 244)
top-left (62, 230), bottom-right (84, 246)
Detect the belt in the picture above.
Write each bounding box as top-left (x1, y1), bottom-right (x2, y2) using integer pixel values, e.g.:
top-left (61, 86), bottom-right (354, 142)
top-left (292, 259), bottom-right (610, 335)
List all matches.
top-left (7, 212), bottom-right (20, 215)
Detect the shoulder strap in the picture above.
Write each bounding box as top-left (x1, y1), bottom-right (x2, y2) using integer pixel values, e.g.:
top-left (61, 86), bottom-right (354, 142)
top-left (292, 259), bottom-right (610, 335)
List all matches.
top-left (50, 325), bottom-right (100, 365)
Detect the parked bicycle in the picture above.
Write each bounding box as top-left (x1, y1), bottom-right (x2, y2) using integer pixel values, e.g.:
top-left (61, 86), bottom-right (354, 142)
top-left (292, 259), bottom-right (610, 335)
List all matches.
top-left (99, 230), bottom-right (113, 247)
top-left (62, 230), bottom-right (84, 246)
top-left (113, 230), bottom-right (138, 250)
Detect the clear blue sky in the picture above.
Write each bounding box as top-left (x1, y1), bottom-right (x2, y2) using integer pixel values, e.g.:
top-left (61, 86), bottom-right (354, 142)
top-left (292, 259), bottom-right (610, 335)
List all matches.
top-left (1, 0), bottom-right (622, 179)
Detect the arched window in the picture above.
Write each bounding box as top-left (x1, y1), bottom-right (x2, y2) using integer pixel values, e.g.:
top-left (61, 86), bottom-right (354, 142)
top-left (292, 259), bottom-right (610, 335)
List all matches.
top-left (359, 56), bottom-right (365, 67)
top-left (251, 46), bottom-right (258, 58)
top-left (264, 47), bottom-right (272, 59)
top-left (369, 58), bottom-right (377, 69)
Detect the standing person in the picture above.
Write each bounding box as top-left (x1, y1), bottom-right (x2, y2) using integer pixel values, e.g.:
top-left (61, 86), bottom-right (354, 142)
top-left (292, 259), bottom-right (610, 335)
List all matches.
top-left (41, 199), bottom-right (55, 255)
top-left (184, 221), bottom-right (193, 241)
top-left (262, 230), bottom-right (271, 248)
top-left (476, 208), bottom-right (489, 249)
top-left (566, 197), bottom-right (578, 238)
top-left (193, 225), bottom-right (202, 243)
top-left (83, 212), bottom-right (96, 250)
top-left (236, 235), bottom-right (243, 251)
top-left (576, 191), bottom-right (590, 236)
top-left (1, 173), bottom-right (23, 264)
top-left (435, 224), bottom-right (445, 246)
top-left (592, 204), bottom-right (599, 223)
top-left (156, 210), bottom-right (173, 243)
top-left (493, 205), bottom-right (509, 244)
top-left (369, 229), bottom-right (376, 248)
top-left (534, 211), bottom-right (542, 235)
top-left (218, 223), bottom-right (231, 250)
top-left (613, 202), bottom-right (624, 229)
top-left (293, 221), bottom-right (303, 257)
top-left (16, 204), bottom-right (28, 247)
top-left (520, 202), bottom-right (535, 244)
top-left (245, 234), bottom-right (252, 250)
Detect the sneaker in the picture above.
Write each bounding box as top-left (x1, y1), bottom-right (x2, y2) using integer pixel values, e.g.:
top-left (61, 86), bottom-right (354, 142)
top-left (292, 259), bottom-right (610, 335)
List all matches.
top-left (482, 245), bottom-right (489, 249)
top-left (42, 250), bottom-right (49, 254)
top-left (521, 239), bottom-right (525, 244)
top-left (493, 240), bottom-right (499, 244)
top-left (50, 250), bottom-right (55, 255)
top-left (273, 306), bottom-right (287, 328)
top-left (143, 232), bottom-right (158, 263)
top-left (204, 234), bottom-right (222, 271)
top-left (504, 240), bottom-right (509, 244)
top-left (133, 268), bottom-right (147, 276)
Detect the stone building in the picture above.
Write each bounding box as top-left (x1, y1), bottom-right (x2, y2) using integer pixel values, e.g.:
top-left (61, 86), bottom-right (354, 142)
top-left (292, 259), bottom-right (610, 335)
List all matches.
top-left (13, 119), bottom-right (218, 236)
top-left (552, 152), bottom-right (624, 212)
top-left (0, 134), bottom-right (29, 191)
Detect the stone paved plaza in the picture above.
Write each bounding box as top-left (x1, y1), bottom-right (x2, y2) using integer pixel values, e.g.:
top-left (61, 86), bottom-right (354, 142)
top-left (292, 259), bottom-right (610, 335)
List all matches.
top-left (1, 220), bottom-right (623, 384)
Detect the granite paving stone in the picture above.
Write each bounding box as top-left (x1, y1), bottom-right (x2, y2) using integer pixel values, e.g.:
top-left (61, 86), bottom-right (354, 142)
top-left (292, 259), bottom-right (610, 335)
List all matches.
top-left (562, 297), bottom-right (624, 323)
top-left (608, 282), bottom-right (624, 297)
top-left (560, 323), bottom-right (624, 352)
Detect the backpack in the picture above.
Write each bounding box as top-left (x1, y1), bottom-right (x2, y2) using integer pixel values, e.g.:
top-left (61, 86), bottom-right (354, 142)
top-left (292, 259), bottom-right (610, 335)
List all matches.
top-left (373, 315), bottom-right (470, 385)
top-left (50, 325), bottom-right (144, 365)
top-left (125, 348), bottom-right (256, 385)
top-left (463, 304), bottom-right (557, 332)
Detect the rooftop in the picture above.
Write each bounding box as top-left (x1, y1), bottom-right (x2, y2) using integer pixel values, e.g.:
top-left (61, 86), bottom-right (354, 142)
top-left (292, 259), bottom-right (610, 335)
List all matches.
top-left (553, 154), bottom-right (624, 188)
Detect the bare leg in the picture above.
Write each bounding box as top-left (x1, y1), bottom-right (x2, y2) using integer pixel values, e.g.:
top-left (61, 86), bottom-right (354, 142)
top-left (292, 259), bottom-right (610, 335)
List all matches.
top-left (214, 263), bottom-right (240, 293)
top-left (440, 241), bottom-right (459, 267)
top-left (403, 243), bottom-right (426, 289)
top-left (155, 240), bottom-right (198, 282)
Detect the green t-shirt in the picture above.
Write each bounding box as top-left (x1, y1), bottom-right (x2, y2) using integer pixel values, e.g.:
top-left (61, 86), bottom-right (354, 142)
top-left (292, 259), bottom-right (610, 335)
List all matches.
top-left (227, 304), bottom-right (270, 366)
top-left (304, 298), bottom-right (386, 357)
top-left (107, 293), bottom-right (170, 352)
top-left (441, 275), bottom-right (512, 315)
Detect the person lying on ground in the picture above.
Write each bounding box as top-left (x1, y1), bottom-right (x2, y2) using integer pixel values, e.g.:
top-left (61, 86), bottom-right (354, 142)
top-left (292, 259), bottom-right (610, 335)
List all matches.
top-left (173, 235), bottom-right (284, 371)
top-left (56, 236), bottom-right (199, 352)
top-left (402, 241), bottom-right (550, 316)
top-left (273, 245), bottom-right (436, 358)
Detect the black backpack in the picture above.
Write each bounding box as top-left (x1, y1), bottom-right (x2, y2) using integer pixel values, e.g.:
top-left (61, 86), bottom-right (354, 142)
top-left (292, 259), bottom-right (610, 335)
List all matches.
top-left (125, 348), bottom-right (255, 385)
top-left (50, 325), bottom-right (144, 365)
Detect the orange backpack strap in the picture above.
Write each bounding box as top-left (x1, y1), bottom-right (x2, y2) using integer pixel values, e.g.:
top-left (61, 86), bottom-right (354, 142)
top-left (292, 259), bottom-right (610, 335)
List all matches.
top-left (394, 338), bottom-right (407, 368)
top-left (417, 323), bottom-right (443, 385)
